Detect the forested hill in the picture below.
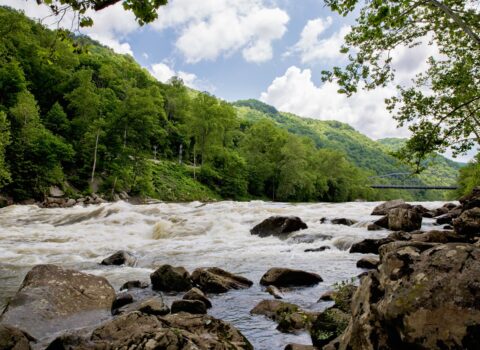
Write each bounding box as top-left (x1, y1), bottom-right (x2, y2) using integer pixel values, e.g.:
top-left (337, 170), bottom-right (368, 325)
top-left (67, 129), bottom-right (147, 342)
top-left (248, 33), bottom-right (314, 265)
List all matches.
top-left (0, 7), bottom-right (461, 203)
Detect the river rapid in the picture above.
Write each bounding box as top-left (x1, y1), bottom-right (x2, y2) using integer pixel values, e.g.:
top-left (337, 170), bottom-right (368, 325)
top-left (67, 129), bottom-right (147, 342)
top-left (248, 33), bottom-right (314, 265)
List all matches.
top-left (0, 200), bottom-right (446, 349)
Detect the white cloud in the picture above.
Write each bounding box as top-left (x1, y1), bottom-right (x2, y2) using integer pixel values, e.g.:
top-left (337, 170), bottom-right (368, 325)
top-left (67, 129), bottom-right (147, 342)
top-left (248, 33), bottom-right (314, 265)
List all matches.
top-left (152, 0), bottom-right (289, 63)
top-left (3, 0), bottom-right (137, 55)
top-left (260, 66), bottom-right (408, 140)
top-left (287, 17), bottom-right (350, 64)
top-left (150, 62), bottom-right (201, 89)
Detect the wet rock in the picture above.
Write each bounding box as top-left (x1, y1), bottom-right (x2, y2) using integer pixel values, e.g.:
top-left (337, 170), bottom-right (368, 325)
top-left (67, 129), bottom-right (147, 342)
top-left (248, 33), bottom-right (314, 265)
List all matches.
top-left (120, 280), bottom-right (149, 290)
top-left (183, 287), bottom-right (212, 308)
top-left (443, 202), bottom-right (457, 210)
top-left (371, 199), bottom-right (409, 215)
top-left (290, 233), bottom-right (332, 244)
top-left (260, 268), bottom-right (322, 287)
top-left (411, 230), bottom-right (466, 243)
top-left (64, 198), bottom-right (76, 208)
top-left (150, 264), bottom-right (192, 292)
top-left (0, 325), bottom-right (34, 350)
top-left (412, 204), bottom-right (429, 214)
top-left (304, 246), bottom-right (330, 252)
top-left (436, 207), bottom-right (462, 225)
top-left (453, 207), bottom-right (480, 236)
top-left (101, 250), bottom-right (137, 266)
top-left (266, 285), bottom-right (283, 299)
top-left (48, 311), bottom-right (253, 349)
top-left (112, 292), bottom-right (134, 310)
top-left (373, 215), bottom-right (389, 229)
top-left (116, 296), bottom-right (170, 316)
top-left (250, 300), bottom-right (314, 333)
top-left (318, 290), bottom-right (335, 302)
top-left (310, 307), bottom-right (350, 348)
top-left (387, 207), bottom-right (422, 231)
top-left (171, 300), bottom-right (207, 314)
top-left (331, 218), bottom-right (357, 226)
top-left (349, 237), bottom-right (394, 254)
top-left (367, 223), bottom-right (383, 231)
top-left (284, 344), bottom-right (316, 350)
top-left (250, 216), bottom-right (307, 237)
top-left (386, 230), bottom-right (412, 241)
top-left (0, 264), bottom-right (115, 340)
top-left (191, 267), bottom-right (252, 293)
top-left (335, 243), bottom-right (480, 350)
top-left (356, 257), bottom-right (380, 269)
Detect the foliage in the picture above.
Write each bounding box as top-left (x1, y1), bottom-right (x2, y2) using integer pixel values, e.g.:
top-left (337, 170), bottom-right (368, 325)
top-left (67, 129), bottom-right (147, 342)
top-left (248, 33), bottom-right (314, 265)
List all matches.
top-left (323, 0), bottom-right (480, 168)
top-left (457, 154), bottom-right (480, 196)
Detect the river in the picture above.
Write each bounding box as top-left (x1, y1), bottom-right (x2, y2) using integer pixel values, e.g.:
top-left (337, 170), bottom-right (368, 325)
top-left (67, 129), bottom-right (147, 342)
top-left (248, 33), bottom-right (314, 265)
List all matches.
top-left (0, 200), bottom-right (446, 349)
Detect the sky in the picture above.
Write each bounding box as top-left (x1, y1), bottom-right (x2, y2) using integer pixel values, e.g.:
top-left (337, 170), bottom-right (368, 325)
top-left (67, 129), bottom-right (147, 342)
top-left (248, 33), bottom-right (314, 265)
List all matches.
top-left (2, 0), bottom-right (478, 161)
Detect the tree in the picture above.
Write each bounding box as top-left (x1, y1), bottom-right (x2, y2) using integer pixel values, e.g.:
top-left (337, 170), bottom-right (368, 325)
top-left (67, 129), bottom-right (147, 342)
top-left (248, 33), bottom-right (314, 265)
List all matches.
top-left (34, 0), bottom-right (168, 27)
top-left (0, 111), bottom-right (11, 189)
top-left (323, 0), bottom-right (480, 169)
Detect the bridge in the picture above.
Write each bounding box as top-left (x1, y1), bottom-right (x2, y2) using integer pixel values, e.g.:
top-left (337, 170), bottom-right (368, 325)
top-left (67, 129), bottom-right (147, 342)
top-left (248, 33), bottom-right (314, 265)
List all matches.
top-left (369, 172), bottom-right (458, 190)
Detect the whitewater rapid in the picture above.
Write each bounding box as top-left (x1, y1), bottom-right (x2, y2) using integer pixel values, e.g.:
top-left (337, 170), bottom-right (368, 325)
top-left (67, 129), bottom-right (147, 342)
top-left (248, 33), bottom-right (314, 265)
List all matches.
top-left (0, 200), bottom-right (446, 348)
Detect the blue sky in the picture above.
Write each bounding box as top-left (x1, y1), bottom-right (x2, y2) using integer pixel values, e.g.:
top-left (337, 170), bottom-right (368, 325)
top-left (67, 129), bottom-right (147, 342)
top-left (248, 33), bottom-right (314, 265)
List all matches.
top-left (2, 0), bottom-right (478, 161)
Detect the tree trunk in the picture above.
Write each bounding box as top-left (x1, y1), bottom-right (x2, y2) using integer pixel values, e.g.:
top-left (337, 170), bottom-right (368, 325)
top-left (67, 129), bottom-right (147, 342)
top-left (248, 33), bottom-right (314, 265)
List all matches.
top-left (91, 128), bottom-right (100, 184)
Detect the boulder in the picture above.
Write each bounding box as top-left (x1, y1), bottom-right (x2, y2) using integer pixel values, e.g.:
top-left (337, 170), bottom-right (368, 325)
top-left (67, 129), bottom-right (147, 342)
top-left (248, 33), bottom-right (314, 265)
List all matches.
top-left (250, 216), bottom-right (307, 237)
top-left (373, 215), bottom-right (389, 228)
top-left (371, 199), bottom-right (408, 215)
top-left (284, 344), bottom-right (316, 350)
top-left (310, 307), bottom-right (350, 348)
top-left (333, 243), bottom-right (480, 349)
top-left (349, 237), bottom-right (394, 254)
top-left (266, 285), bottom-right (283, 299)
top-left (453, 207), bottom-right (480, 236)
top-left (191, 267), bottom-right (252, 293)
top-left (120, 280), bottom-right (149, 290)
top-left (459, 187), bottom-right (480, 210)
top-left (260, 268), bottom-right (322, 287)
top-left (411, 230), bottom-right (466, 243)
top-left (436, 207), bottom-right (462, 225)
top-left (183, 288), bottom-right (212, 308)
top-left (112, 292), bottom-right (134, 310)
top-left (0, 264), bottom-right (115, 340)
top-left (250, 300), bottom-right (314, 333)
top-left (386, 230), bottom-right (412, 241)
top-left (115, 296), bottom-right (170, 316)
top-left (150, 264), bottom-right (192, 292)
top-left (331, 218), bottom-right (357, 226)
top-left (171, 300), bottom-right (207, 314)
top-left (304, 246), bottom-right (330, 252)
top-left (63, 198), bottom-right (76, 208)
top-left (48, 311), bottom-right (253, 349)
top-left (101, 250), bottom-right (137, 266)
top-left (443, 202), bottom-right (457, 210)
top-left (49, 186), bottom-right (64, 198)
top-left (0, 325), bottom-right (34, 350)
top-left (367, 224), bottom-right (383, 231)
top-left (387, 207), bottom-right (422, 231)
top-left (318, 290), bottom-right (335, 302)
top-left (356, 257), bottom-right (379, 269)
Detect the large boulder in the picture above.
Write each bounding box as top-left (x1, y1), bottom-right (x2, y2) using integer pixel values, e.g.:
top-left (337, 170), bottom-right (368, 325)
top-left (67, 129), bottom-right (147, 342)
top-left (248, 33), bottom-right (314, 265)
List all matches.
top-left (260, 267), bottom-right (322, 287)
top-left (191, 267), bottom-right (253, 293)
top-left (349, 237), bottom-right (394, 254)
top-left (387, 207), bottom-right (422, 231)
top-left (331, 242), bottom-right (480, 349)
top-left (0, 265), bottom-right (115, 340)
top-left (310, 307), bottom-right (350, 348)
top-left (250, 216), bottom-right (307, 237)
top-left (48, 311), bottom-right (253, 349)
top-left (101, 250), bottom-right (137, 266)
top-left (371, 199), bottom-right (409, 215)
top-left (150, 264), bottom-right (192, 292)
top-left (453, 207), bottom-right (480, 236)
top-left (459, 187), bottom-right (480, 210)
top-left (0, 325), bottom-right (33, 350)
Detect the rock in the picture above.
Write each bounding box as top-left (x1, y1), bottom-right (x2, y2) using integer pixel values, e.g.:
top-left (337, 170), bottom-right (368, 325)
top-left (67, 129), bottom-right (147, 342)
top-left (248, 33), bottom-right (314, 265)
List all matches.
top-left (48, 311), bottom-right (253, 349)
top-left (412, 204), bottom-right (429, 214)
top-left (100, 250), bottom-right (137, 266)
top-left (0, 195), bottom-right (13, 208)
top-left (112, 292), bottom-right (134, 310)
top-left (49, 186), bottom-right (64, 198)
top-left (411, 230), bottom-right (466, 243)
top-left (443, 225), bottom-right (453, 230)
top-left (0, 264), bottom-right (115, 340)
top-left (290, 233), bottom-right (332, 243)
top-left (443, 202), bottom-right (457, 210)
top-left (356, 257), bottom-right (380, 269)
top-left (318, 290), bottom-right (335, 302)
top-left (386, 230), bottom-right (412, 241)
top-left (0, 325), bottom-right (34, 350)
top-left (304, 246), bottom-right (330, 252)
top-left (367, 223), bottom-right (383, 231)
top-left (335, 243), bottom-right (480, 349)
top-left (63, 198), bottom-right (76, 208)
top-left (387, 207), bottom-right (422, 231)
top-left (328, 283), bottom-right (357, 313)
top-left (310, 307), bottom-right (350, 348)
top-left (191, 267), bottom-right (252, 293)
top-left (284, 344), bottom-right (316, 350)
top-left (116, 296), bottom-right (170, 316)
top-left (183, 287), bottom-right (212, 308)
top-left (349, 237), bottom-right (394, 254)
top-left (120, 280), bottom-right (149, 290)
top-left (266, 285), bottom-right (283, 299)
top-left (260, 268), bottom-right (322, 287)
top-left (453, 207), bottom-right (480, 236)
top-left (371, 199), bottom-right (408, 215)
top-left (150, 264), bottom-right (192, 292)
top-left (171, 300), bottom-right (207, 314)
top-left (250, 300), bottom-right (314, 333)
top-left (459, 187), bottom-right (480, 210)
top-left (331, 218), bottom-right (357, 226)
top-left (373, 215), bottom-right (389, 228)
top-left (436, 207), bottom-right (462, 225)
top-left (250, 216), bottom-right (307, 237)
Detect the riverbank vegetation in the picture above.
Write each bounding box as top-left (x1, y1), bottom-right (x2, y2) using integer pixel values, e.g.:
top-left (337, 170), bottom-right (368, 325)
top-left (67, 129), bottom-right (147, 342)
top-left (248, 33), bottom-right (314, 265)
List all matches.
top-left (0, 7), bottom-right (465, 203)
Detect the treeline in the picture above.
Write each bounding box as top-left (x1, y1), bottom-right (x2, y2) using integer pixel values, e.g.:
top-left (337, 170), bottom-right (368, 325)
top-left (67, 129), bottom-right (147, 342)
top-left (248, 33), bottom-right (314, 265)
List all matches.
top-left (0, 7), bottom-right (432, 203)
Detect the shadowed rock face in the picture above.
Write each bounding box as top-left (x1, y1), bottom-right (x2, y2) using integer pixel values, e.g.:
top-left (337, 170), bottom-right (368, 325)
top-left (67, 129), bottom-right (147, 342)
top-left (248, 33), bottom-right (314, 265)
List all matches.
top-left (0, 325), bottom-right (33, 350)
top-left (260, 268), bottom-right (322, 287)
top-left (48, 311), bottom-right (253, 350)
top-left (331, 243), bottom-right (480, 350)
top-left (0, 264), bottom-right (115, 340)
top-left (250, 216), bottom-right (307, 237)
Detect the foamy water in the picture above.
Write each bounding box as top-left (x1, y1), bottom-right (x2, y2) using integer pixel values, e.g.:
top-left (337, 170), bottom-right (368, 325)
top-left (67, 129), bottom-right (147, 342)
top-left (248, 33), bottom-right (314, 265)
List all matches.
top-left (0, 200), bottom-right (445, 349)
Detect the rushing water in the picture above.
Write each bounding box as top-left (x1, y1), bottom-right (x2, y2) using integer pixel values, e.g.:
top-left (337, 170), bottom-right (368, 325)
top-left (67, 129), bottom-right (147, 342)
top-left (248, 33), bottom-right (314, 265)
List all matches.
top-left (0, 200), bottom-right (446, 349)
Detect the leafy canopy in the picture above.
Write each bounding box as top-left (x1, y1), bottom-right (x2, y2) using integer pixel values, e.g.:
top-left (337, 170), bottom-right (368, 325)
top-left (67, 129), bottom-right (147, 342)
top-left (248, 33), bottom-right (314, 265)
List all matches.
top-left (323, 0), bottom-right (480, 169)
